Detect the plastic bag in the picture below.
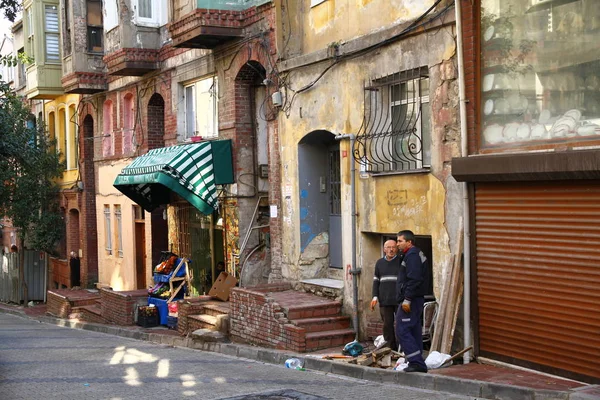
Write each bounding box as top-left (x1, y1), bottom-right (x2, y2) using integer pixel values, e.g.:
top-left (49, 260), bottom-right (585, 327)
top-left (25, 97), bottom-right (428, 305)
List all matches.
top-left (374, 335), bottom-right (387, 349)
top-left (284, 358), bottom-right (304, 370)
top-left (342, 341), bottom-right (364, 357)
top-left (393, 357), bottom-right (408, 371)
top-left (425, 351), bottom-right (452, 369)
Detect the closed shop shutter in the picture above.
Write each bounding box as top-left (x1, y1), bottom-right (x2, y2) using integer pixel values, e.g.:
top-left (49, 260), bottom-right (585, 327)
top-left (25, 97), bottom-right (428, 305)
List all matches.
top-left (474, 181), bottom-right (600, 382)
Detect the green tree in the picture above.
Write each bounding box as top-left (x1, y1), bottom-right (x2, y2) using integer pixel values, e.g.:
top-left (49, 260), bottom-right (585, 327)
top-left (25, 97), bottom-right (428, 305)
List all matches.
top-left (0, 80), bottom-right (65, 253)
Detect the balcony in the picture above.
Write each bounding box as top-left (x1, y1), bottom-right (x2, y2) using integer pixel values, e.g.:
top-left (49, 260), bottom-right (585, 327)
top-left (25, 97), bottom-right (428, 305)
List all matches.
top-left (169, 0), bottom-right (272, 49)
top-left (103, 48), bottom-right (160, 76)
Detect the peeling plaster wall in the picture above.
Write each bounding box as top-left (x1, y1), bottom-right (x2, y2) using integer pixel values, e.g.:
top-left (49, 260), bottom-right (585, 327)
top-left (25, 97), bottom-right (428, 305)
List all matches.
top-left (281, 0), bottom-right (438, 58)
top-left (278, 15), bottom-right (461, 336)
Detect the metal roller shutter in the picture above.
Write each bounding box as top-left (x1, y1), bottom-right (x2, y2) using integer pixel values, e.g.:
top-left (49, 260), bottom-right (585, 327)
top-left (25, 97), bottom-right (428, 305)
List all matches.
top-left (474, 181), bottom-right (600, 383)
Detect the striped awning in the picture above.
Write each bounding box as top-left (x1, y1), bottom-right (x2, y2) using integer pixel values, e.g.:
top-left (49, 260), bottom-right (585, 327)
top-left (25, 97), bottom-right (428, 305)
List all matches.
top-left (113, 140), bottom-right (234, 214)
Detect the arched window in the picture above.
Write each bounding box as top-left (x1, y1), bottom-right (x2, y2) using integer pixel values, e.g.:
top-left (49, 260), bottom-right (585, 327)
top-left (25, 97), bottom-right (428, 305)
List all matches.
top-left (123, 94), bottom-right (134, 154)
top-left (68, 104), bottom-right (77, 170)
top-left (102, 100), bottom-right (113, 157)
top-left (58, 108), bottom-right (67, 163)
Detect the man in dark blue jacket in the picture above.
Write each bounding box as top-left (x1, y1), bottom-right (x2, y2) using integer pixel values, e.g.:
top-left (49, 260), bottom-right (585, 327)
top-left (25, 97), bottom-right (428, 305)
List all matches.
top-left (395, 230), bottom-right (429, 373)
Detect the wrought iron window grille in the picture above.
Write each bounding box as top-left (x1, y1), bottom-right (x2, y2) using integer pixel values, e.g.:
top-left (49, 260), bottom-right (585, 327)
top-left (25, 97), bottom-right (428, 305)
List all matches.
top-left (353, 67), bottom-right (431, 174)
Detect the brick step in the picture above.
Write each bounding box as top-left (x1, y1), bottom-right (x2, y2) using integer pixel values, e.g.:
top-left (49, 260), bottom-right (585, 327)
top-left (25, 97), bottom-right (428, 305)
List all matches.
top-left (202, 303), bottom-right (230, 317)
top-left (305, 328), bottom-right (355, 351)
top-left (68, 306), bottom-right (85, 320)
top-left (78, 304), bottom-right (107, 324)
top-left (285, 302), bottom-right (342, 320)
top-left (292, 316), bottom-right (352, 333)
top-left (70, 297), bottom-right (100, 308)
top-left (188, 313), bottom-right (229, 333)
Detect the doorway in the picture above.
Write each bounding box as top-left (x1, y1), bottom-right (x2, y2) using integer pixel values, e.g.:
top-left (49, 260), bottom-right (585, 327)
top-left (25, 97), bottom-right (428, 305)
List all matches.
top-left (134, 206), bottom-right (146, 289)
top-left (298, 130), bottom-right (341, 268)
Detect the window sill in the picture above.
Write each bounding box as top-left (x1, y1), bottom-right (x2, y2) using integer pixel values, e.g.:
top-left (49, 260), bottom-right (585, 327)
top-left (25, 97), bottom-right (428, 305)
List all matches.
top-left (368, 168), bottom-right (431, 177)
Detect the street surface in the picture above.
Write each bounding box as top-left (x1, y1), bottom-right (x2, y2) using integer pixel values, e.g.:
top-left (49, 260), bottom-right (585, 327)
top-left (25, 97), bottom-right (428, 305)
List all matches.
top-left (0, 313), bottom-right (475, 400)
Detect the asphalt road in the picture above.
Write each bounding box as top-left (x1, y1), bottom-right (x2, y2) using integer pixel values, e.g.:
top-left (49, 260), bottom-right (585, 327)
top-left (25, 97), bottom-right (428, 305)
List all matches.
top-left (0, 313), bottom-right (475, 400)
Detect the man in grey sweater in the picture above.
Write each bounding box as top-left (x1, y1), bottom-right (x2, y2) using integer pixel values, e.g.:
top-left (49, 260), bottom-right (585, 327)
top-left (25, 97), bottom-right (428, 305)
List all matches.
top-left (371, 239), bottom-right (401, 351)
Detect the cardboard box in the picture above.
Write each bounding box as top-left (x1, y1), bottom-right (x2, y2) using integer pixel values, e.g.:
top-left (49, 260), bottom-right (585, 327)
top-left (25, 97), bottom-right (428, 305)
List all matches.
top-left (209, 272), bottom-right (238, 301)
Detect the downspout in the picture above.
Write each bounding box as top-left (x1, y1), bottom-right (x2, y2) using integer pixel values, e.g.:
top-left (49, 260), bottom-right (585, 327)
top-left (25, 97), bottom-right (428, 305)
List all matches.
top-left (455, 0), bottom-right (471, 364)
top-left (335, 134), bottom-right (360, 342)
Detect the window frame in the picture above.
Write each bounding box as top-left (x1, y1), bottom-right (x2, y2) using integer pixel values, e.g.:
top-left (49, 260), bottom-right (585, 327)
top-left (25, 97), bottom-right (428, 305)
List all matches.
top-left (133, 0), bottom-right (167, 27)
top-left (114, 205), bottom-right (123, 258)
top-left (183, 76), bottom-right (219, 141)
top-left (44, 4), bottom-right (60, 63)
top-left (86, 0), bottom-right (103, 53)
top-left (104, 205), bottom-right (112, 255)
top-left (389, 75), bottom-right (431, 171)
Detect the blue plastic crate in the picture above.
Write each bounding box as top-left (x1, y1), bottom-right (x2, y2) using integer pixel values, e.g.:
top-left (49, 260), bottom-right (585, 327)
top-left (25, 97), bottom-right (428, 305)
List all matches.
top-left (167, 316), bottom-right (178, 330)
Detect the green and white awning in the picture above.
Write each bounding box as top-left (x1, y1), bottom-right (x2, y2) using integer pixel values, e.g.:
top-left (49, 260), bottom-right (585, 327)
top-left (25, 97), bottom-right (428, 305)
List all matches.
top-left (113, 140), bottom-right (234, 214)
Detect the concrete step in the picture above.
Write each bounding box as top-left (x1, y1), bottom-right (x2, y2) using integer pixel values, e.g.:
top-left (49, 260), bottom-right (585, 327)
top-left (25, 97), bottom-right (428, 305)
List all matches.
top-left (292, 316), bottom-right (352, 333)
top-left (188, 313), bottom-right (229, 333)
top-left (190, 328), bottom-right (228, 343)
top-left (285, 301), bottom-right (342, 320)
top-left (305, 328), bottom-right (355, 351)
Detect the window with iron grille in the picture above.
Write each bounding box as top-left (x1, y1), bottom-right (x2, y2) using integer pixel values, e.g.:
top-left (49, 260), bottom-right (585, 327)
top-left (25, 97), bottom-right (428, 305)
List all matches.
top-left (104, 205), bottom-right (112, 255)
top-left (114, 205), bottom-right (123, 258)
top-left (354, 67), bottom-right (431, 173)
top-left (87, 0), bottom-right (103, 53)
top-left (45, 5), bottom-right (60, 62)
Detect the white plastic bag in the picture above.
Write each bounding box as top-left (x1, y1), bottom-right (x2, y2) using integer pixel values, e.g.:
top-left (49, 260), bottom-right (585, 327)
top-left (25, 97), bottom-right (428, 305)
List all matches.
top-left (393, 357), bottom-right (408, 371)
top-left (374, 335), bottom-right (387, 349)
top-left (425, 351), bottom-right (451, 369)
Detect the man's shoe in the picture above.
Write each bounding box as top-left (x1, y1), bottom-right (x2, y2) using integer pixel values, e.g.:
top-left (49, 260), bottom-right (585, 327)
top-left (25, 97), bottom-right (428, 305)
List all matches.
top-left (403, 365), bottom-right (427, 373)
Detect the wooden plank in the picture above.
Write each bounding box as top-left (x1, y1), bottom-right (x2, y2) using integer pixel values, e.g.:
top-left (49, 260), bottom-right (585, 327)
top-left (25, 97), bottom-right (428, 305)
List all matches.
top-left (440, 221), bottom-right (464, 354)
top-left (430, 255), bottom-right (454, 352)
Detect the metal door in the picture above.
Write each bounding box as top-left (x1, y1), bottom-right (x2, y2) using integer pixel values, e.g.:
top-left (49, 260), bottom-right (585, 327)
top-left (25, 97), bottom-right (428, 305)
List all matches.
top-left (329, 146), bottom-right (342, 268)
top-left (474, 181), bottom-right (600, 383)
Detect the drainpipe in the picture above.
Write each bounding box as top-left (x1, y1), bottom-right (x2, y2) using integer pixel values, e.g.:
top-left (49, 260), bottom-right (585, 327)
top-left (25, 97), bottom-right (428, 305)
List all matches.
top-left (455, 0), bottom-right (471, 364)
top-left (335, 134), bottom-right (360, 341)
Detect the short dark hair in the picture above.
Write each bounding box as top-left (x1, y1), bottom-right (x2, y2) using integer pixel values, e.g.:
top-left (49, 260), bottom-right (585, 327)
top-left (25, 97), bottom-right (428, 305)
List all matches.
top-left (397, 230), bottom-right (415, 244)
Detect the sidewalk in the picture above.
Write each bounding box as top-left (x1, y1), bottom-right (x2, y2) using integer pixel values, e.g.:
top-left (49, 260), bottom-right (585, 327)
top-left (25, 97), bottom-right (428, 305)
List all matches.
top-left (1, 302), bottom-right (598, 400)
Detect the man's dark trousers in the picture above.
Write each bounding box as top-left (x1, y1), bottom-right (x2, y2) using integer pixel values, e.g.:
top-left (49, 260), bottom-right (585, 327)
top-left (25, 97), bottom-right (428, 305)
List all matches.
top-left (379, 305), bottom-right (398, 351)
top-left (396, 296), bottom-right (426, 370)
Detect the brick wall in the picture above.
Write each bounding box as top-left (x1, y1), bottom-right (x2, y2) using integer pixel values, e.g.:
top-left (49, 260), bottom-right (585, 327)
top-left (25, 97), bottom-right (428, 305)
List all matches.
top-left (79, 112), bottom-right (99, 285)
top-left (367, 317), bottom-right (384, 340)
top-left (461, 0), bottom-right (478, 154)
top-left (229, 283), bottom-right (307, 352)
top-left (99, 288), bottom-right (147, 325)
top-left (46, 290), bottom-right (72, 318)
top-left (177, 298), bottom-right (210, 336)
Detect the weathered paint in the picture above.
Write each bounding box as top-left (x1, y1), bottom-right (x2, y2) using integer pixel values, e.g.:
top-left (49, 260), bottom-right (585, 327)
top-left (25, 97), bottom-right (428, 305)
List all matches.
top-left (277, 4), bottom-right (461, 337)
top-left (301, 0), bottom-right (437, 55)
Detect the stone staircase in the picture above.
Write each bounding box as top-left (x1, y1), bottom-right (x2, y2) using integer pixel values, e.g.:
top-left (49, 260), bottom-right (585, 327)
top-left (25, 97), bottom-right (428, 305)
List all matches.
top-left (230, 283), bottom-right (355, 352)
top-left (275, 293), bottom-right (355, 351)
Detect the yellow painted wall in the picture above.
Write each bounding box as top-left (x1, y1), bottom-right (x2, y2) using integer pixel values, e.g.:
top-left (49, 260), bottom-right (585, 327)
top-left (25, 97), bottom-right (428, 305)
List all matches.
top-left (96, 161), bottom-right (154, 290)
top-left (301, 0), bottom-right (437, 54)
top-left (277, 24), bottom-right (458, 335)
top-left (45, 94), bottom-right (81, 189)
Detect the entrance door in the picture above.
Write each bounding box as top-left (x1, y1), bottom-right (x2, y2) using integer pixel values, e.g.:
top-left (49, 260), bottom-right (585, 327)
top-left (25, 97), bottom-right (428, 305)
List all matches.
top-left (329, 145), bottom-right (342, 268)
top-left (134, 206), bottom-right (146, 290)
top-left (190, 213), bottom-right (212, 295)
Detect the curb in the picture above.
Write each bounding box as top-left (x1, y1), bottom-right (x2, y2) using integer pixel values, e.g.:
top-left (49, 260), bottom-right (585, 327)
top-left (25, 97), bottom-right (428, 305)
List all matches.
top-left (0, 306), bottom-right (592, 400)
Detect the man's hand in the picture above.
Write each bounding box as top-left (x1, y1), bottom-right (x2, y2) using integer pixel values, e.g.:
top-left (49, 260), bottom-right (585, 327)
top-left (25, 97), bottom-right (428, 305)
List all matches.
top-left (370, 298), bottom-right (378, 311)
top-left (401, 299), bottom-right (411, 313)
